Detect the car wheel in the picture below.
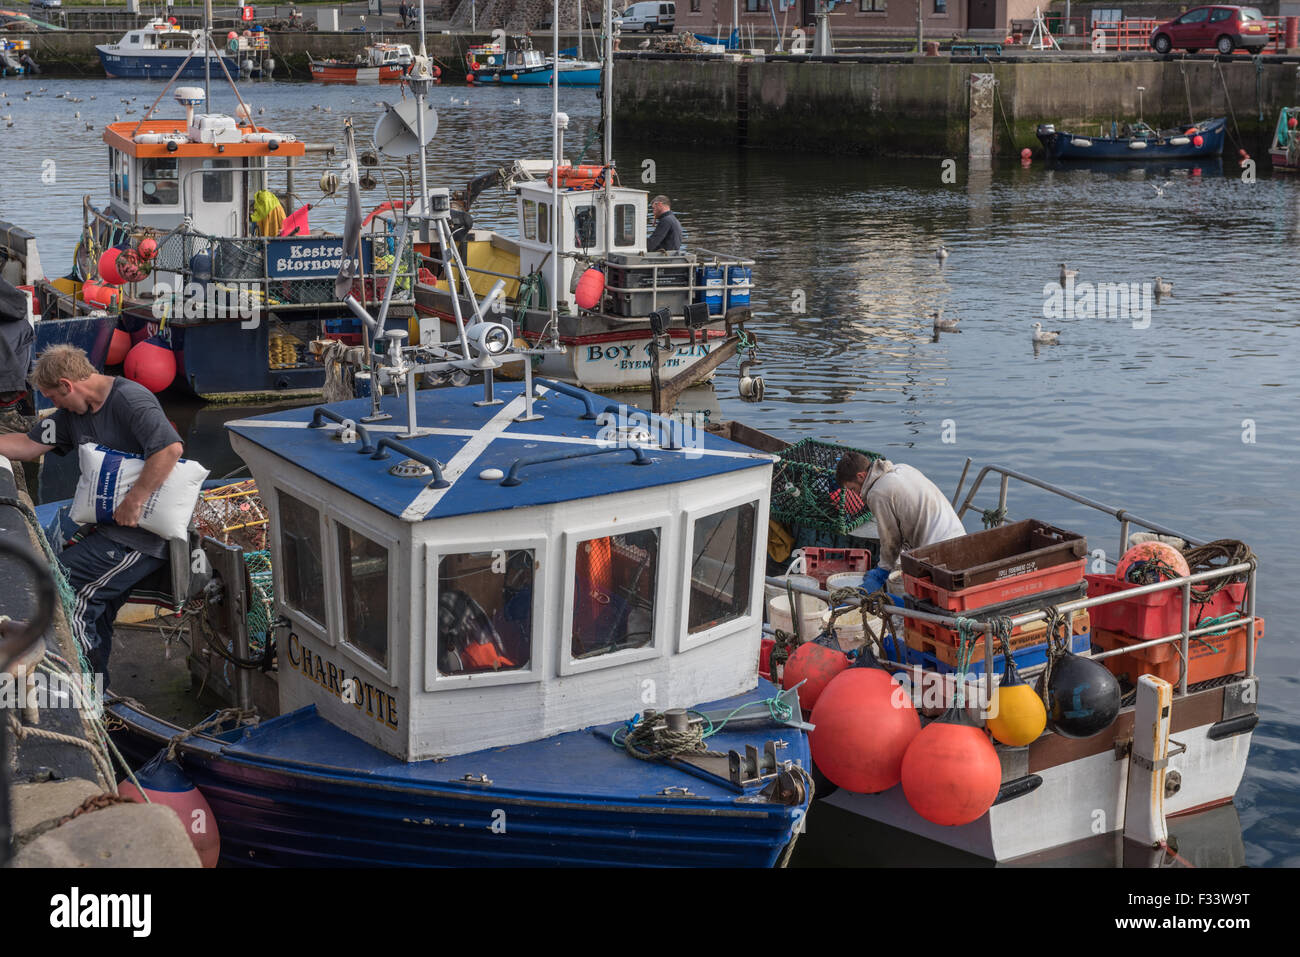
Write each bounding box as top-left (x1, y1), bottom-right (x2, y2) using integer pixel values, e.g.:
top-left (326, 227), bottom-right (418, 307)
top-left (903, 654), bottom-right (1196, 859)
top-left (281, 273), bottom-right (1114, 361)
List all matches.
top-left (1216, 35), bottom-right (1234, 54)
top-left (1153, 34), bottom-right (1172, 54)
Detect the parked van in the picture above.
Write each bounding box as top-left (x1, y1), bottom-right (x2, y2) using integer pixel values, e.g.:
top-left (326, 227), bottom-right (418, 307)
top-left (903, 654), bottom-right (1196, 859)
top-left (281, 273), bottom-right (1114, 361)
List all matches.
top-left (614, 2), bottom-right (676, 32)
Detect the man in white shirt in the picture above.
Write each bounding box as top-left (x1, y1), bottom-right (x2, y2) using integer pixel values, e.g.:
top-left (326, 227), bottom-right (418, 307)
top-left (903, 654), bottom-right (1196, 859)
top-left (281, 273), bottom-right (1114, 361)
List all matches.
top-left (835, 452), bottom-right (966, 592)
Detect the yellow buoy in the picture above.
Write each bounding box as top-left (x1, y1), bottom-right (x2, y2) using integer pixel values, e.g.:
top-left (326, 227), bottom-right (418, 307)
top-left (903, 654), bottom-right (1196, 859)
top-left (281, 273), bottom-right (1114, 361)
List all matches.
top-left (987, 676), bottom-right (1047, 747)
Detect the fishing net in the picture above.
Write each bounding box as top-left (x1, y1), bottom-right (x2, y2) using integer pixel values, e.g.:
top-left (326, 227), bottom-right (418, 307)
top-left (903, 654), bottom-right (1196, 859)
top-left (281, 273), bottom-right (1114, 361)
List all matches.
top-left (769, 439), bottom-right (878, 536)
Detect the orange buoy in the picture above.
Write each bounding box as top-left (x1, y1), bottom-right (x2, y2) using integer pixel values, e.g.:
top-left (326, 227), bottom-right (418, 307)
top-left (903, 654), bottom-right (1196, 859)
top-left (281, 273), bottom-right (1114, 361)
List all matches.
top-left (1192, 134), bottom-right (1204, 147)
top-left (1116, 541), bottom-right (1189, 584)
top-left (81, 281), bottom-right (120, 309)
top-left (1290, 116), bottom-right (1298, 129)
top-left (782, 641), bottom-right (850, 712)
top-left (138, 237), bottom-right (159, 261)
top-left (574, 267), bottom-right (605, 310)
top-left (1020, 147), bottom-right (1032, 159)
top-left (115, 247), bottom-right (149, 283)
top-left (124, 337), bottom-right (177, 393)
top-left (119, 758), bottom-right (220, 867)
top-left (106, 328), bottom-right (132, 365)
top-left (900, 710), bottom-right (1002, 826)
top-left (810, 665), bottom-right (920, 793)
top-left (98, 247), bottom-right (125, 285)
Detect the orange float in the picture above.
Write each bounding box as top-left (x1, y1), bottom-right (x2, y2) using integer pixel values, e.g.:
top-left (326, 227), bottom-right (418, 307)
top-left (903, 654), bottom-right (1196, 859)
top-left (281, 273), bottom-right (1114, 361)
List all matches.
top-left (810, 665), bottom-right (920, 793)
top-left (900, 711), bottom-right (1002, 826)
top-left (782, 641), bottom-right (849, 712)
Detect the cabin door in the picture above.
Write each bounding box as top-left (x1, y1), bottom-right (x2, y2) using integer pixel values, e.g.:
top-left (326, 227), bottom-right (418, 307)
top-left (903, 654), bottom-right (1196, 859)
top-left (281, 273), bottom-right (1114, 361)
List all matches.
top-left (968, 0), bottom-right (997, 30)
top-left (186, 158), bottom-right (246, 238)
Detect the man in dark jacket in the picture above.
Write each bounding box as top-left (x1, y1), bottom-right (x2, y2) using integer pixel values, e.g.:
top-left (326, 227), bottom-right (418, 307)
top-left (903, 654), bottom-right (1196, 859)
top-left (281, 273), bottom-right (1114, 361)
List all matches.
top-left (647, 195), bottom-right (683, 252)
top-left (0, 275), bottom-right (35, 497)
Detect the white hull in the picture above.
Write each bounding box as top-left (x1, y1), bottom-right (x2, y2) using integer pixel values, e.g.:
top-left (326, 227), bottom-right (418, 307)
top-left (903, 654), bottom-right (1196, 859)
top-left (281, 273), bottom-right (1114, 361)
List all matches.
top-left (823, 690), bottom-right (1253, 862)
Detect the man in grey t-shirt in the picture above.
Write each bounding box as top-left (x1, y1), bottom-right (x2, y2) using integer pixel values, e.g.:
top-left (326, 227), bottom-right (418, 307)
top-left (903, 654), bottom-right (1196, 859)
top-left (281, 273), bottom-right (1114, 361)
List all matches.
top-left (0, 345), bottom-right (183, 685)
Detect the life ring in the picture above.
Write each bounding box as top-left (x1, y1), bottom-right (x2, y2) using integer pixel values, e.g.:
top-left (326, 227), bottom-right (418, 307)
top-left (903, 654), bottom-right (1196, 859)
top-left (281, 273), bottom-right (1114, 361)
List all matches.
top-left (362, 199), bottom-right (407, 228)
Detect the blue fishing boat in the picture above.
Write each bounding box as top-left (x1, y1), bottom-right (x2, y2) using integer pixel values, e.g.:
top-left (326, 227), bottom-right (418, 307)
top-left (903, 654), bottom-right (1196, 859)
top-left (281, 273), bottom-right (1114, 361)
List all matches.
top-left (1036, 117), bottom-right (1226, 161)
top-left (97, 18), bottom-right (273, 80)
top-left (466, 39), bottom-right (602, 86)
top-left (104, 375), bottom-right (812, 866)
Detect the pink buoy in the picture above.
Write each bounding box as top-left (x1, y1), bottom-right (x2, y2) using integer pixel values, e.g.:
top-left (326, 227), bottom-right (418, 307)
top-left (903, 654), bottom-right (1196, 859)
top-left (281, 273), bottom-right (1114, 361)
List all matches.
top-left (119, 758), bottom-right (220, 867)
top-left (98, 247), bottom-right (125, 285)
top-left (124, 337), bottom-right (177, 393)
top-left (106, 328), bottom-right (132, 365)
top-left (574, 268), bottom-right (606, 310)
top-left (1192, 135), bottom-right (1204, 147)
top-left (1020, 147), bottom-right (1032, 160)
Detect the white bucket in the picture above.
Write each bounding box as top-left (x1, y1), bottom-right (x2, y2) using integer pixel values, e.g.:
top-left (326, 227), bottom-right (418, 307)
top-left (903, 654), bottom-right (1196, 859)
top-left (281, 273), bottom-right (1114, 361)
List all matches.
top-left (819, 606), bottom-right (884, 652)
top-left (764, 573), bottom-right (819, 607)
top-left (768, 592), bottom-right (828, 640)
top-left (826, 571), bottom-right (869, 593)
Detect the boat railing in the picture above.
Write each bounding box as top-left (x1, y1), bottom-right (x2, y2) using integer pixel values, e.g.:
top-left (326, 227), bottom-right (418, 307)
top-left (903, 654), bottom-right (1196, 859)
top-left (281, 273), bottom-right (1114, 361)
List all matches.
top-left (598, 249), bottom-right (756, 317)
top-left (766, 462), bottom-right (1258, 704)
top-left (85, 202), bottom-right (418, 316)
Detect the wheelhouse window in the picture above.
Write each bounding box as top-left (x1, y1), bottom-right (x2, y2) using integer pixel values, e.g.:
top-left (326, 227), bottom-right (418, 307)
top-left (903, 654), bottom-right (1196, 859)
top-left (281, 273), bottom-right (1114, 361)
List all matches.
top-left (436, 550), bottom-right (534, 675)
top-left (688, 502), bottom-right (757, 633)
top-left (278, 491), bottom-right (326, 626)
top-left (572, 529), bottom-right (659, 659)
top-left (522, 199), bottom-right (537, 240)
top-left (140, 157), bottom-right (179, 206)
top-left (337, 522), bottom-right (390, 667)
top-left (538, 202), bottom-right (550, 244)
top-left (573, 205), bottom-right (596, 249)
top-left (201, 158), bottom-right (233, 203)
top-left (614, 203), bottom-right (636, 247)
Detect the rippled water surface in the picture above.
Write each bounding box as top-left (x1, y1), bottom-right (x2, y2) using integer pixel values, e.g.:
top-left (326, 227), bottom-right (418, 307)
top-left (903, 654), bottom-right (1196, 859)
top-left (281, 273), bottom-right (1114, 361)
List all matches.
top-left (1, 76), bottom-right (1296, 866)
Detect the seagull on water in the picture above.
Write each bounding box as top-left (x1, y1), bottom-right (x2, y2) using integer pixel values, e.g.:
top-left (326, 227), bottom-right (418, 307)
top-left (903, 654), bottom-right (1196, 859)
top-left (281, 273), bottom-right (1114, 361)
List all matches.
top-left (1032, 322), bottom-right (1061, 344)
top-left (931, 309), bottom-right (960, 332)
top-left (1059, 263), bottom-right (1079, 286)
top-left (1154, 276), bottom-right (1173, 298)
top-left (936, 244), bottom-right (949, 265)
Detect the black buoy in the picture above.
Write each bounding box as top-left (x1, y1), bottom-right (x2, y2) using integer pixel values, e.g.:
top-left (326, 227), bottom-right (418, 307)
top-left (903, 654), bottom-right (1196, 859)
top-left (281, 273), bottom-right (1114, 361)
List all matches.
top-left (1037, 652), bottom-right (1120, 739)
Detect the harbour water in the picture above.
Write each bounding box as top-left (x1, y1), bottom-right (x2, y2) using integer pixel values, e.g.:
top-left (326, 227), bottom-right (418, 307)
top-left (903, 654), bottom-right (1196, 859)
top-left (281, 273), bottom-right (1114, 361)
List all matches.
top-left (1, 77), bottom-right (1297, 866)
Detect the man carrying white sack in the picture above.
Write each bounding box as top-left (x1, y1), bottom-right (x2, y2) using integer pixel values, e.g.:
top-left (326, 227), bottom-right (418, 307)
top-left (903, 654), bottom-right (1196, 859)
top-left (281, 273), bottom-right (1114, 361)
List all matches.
top-left (834, 451), bottom-right (967, 594)
top-left (0, 345), bottom-right (183, 686)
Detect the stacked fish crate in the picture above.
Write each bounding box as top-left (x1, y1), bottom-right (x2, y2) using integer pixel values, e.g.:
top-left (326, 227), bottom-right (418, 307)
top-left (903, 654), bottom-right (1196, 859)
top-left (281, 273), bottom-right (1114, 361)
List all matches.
top-left (899, 519), bottom-right (1090, 675)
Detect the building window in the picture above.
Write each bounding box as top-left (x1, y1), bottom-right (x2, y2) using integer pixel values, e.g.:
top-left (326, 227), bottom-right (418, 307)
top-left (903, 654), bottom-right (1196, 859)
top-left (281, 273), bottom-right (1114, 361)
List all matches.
top-left (859, 0), bottom-right (886, 10)
top-left (934, 0), bottom-right (946, 12)
top-left (436, 550), bottom-right (533, 675)
top-left (572, 529), bottom-right (659, 659)
top-left (688, 502), bottom-right (757, 634)
top-left (278, 491), bottom-right (326, 627)
top-left (745, 0), bottom-right (769, 10)
top-left (336, 522), bottom-right (390, 668)
top-left (691, 0), bottom-right (700, 9)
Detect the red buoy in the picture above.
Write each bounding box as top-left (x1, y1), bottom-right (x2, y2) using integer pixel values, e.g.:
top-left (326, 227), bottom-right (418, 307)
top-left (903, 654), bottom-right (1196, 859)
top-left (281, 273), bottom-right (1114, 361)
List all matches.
top-left (574, 267), bottom-right (606, 310)
top-left (1020, 147), bottom-right (1032, 160)
top-left (1192, 135), bottom-right (1204, 147)
top-left (115, 247), bottom-right (149, 283)
top-left (138, 237), bottom-right (159, 261)
top-left (810, 666), bottom-right (920, 794)
top-left (124, 337), bottom-right (177, 393)
top-left (119, 759), bottom-right (220, 867)
top-left (900, 712), bottom-right (1002, 826)
top-left (98, 248), bottom-right (125, 285)
top-left (1290, 116), bottom-right (1298, 129)
top-left (106, 328), bottom-right (131, 365)
top-left (782, 642), bottom-right (850, 712)
top-left (1116, 541), bottom-right (1189, 583)
top-left (81, 281), bottom-right (120, 310)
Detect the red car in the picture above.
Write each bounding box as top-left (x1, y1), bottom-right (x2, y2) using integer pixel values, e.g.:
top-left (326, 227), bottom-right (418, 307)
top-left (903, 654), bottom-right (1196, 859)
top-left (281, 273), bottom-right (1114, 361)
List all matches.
top-left (1150, 5), bottom-right (1270, 55)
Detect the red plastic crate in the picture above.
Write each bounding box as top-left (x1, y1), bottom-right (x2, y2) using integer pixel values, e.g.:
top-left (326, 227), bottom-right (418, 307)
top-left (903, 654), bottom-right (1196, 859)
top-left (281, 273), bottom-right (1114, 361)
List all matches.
top-left (903, 610), bottom-right (1090, 668)
top-left (1085, 574), bottom-right (1247, 639)
top-left (802, 547), bottom-right (871, 587)
top-left (1092, 617), bottom-right (1264, 687)
top-left (904, 559), bottom-right (1086, 612)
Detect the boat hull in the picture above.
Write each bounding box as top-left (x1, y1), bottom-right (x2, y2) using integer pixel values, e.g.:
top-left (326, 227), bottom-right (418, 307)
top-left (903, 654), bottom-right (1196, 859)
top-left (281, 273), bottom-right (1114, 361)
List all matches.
top-left (471, 66), bottom-right (602, 86)
top-left (310, 62), bottom-right (408, 85)
top-left (1038, 118), bottom-right (1226, 161)
top-left (97, 48), bottom-right (246, 80)
top-left (108, 686), bottom-right (811, 868)
top-left (821, 678), bottom-right (1253, 862)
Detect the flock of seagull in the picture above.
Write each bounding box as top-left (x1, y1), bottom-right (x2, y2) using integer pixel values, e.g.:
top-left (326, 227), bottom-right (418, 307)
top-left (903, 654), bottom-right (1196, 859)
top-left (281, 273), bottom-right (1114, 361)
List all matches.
top-left (930, 248), bottom-right (1174, 346)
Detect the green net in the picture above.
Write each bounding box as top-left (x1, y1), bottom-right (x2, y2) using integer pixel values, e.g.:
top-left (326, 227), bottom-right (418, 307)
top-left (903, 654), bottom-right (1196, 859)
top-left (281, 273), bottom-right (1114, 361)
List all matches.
top-left (769, 439), bottom-right (879, 536)
top-left (244, 550), bottom-right (275, 656)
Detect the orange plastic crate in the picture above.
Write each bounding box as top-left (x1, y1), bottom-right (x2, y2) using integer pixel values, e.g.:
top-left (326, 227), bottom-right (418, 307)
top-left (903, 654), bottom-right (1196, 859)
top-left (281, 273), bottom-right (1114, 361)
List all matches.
top-left (1092, 617), bottom-right (1264, 687)
top-left (903, 609), bottom-right (1090, 667)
